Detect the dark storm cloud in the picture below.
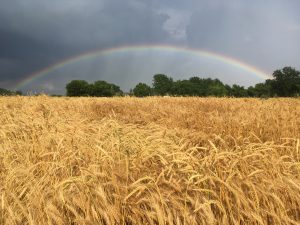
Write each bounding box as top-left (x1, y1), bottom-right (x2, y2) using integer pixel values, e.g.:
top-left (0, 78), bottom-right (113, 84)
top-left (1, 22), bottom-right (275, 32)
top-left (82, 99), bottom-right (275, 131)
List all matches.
top-left (0, 26), bottom-right (79, 87)
top-left (0, 0), bottom-right (171, 49)
top-left (0, 0), bottom-right (299, 93)
top-left (0, 28), bottom-right (54, 84)
top-left (0, 0), bottom-right (171, 88)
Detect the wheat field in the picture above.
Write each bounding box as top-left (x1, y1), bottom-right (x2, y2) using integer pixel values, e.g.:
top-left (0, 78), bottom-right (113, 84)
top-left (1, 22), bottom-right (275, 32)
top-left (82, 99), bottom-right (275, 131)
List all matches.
top-left (0, 96), bottom-right (299, 225)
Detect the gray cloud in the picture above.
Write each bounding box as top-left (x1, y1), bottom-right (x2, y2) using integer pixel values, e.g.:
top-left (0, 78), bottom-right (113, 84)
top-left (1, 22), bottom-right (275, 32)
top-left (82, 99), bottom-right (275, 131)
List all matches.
top-left (0, 0), bottom-right (170, 48)
top-left (186, 0), bottom-right (300, 71)
top-left (0, 0), bottom-right (299, 93)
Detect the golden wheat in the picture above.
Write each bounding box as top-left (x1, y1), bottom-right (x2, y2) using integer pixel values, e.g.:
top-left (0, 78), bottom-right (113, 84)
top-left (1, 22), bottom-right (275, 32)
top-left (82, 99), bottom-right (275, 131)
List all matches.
top-left (0, 96), bottom-right (299, 224)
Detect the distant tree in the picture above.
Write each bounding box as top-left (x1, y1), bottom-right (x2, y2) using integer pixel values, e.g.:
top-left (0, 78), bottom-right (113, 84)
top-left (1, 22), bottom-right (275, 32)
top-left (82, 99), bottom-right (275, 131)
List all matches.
top-left (0, 88), bottom-right (12, 96)
top-left (189, 77), bottom-right (207, 96)
top-left (87, 84), bottom-right (95, 96)
top-left (128, 89), bottom-right (134, 96)
top-left (207, 79), bottom-right (227, 96)
top-left (66, 80), bottom-right (89, 96)
top-left (189, 77), bottom-right (202, 84)
top-left (171, 80), bottom-right (196, 96)
top-left (0, 88), bottom-right (22, 96)
top-left (188, 77), bottom-right (228, 96)
top-left (231, 84), bottom-right (247, 97)
top-left (153, 74), bottom-right (173, 96)
top-left (133, 83), bottom-right (152, 97)
top-left (225, 84), bottom-right (232, 96)
top-left (110, 83), bottom-right (123, 96)
top-left (89, 81), bottom-right (123, 97)
top-left (270, 67), bottom-right (300, 96)
top-left (253, 82), bottom-right (272, 97)
top-left (65, 80), bottom-right (123, 97)
top-left (15, 90), bottom-right (23, 96)
top-left (90, 81), bottom-right (111, 97)
top-left (247, 86), bottom-right (256, 97)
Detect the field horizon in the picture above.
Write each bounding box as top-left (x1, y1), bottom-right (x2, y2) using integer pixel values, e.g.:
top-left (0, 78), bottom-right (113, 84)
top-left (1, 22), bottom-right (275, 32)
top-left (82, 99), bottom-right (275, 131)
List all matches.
top-left (0, 96), bottom-right (299, 224)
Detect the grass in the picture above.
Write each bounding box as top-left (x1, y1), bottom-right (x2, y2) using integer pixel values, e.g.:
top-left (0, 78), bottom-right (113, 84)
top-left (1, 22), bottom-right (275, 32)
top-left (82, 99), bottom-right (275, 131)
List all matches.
top-left (0, 96), bottom-right (299, 224)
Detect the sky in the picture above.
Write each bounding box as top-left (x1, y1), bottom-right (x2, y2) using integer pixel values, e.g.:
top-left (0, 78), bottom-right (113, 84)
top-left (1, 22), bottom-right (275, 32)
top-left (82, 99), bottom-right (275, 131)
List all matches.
top-left (0, 0), bottom-right (299, 94)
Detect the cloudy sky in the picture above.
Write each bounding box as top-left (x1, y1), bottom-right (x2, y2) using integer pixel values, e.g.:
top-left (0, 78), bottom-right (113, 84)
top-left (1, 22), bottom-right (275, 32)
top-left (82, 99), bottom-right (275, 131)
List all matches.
top-left (0, 0), bottom-right (299, 94)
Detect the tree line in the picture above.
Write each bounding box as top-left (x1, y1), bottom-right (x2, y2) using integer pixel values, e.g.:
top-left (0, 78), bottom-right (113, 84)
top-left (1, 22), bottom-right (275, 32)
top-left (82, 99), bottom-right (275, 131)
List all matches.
top-left (0, 66), bottom-right (299, 97)
top-left (66, 66), bottom-right (300, 97)
top-left (0, 88), bottom-right (22, 96)
top-left (66, 80), bottom-right (123, 97)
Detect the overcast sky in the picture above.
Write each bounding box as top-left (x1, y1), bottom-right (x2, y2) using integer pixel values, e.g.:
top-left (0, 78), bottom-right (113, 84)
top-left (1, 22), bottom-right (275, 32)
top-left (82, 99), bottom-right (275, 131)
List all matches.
top-left (0, 0), bottom-right (299, 94)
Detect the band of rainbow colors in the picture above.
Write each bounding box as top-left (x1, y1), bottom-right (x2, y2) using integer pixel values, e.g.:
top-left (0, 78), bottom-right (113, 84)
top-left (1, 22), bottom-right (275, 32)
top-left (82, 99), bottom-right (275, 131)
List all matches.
top-left (15, 45), bottom-right (271, 89)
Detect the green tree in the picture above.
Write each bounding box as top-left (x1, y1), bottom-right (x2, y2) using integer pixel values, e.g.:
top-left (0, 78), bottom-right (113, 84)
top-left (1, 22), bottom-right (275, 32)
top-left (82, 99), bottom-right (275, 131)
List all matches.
top-left (270, 67), bottom-right (300, 96)
top-left (207, 79), bottom-right (228, 96)
top-left (225, 84), bottom-right (232, 96)
top-left (188, 77), bottom-right (228, 96)
top-left (128, 89), bottom-right (134, 96)
top-left (153, 74), bottom-right (173, 96)
top-left (231, 84), bottom-right (247, 97)
top-left (66, 80), bottom-right (89, 96)
top-left (189, 77), bottom-right (207, 96)
top-left (0, 88), bottom-right (13, 96)
top-left (171, 80), bottom-right (198, 96)
top-left (15, 90), bottom-right (23, 96)
top-left (110, 83), bottom-right (123, 96)
top-left (0, 88), bottom-right (23, 96)
top-left (247, 86), bottom-right (256, 97)
top-left (90, 81), bottom-right (111, 97)
top-left (90, 80), bottom-right (122, 97)
top-left (133, 83), bottom-right (152, 97)
top-left (253, 82), bottom-right (272, 97)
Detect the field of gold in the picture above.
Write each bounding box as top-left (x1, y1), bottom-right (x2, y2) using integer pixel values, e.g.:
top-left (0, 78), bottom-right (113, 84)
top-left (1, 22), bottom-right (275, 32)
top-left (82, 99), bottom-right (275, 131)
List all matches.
top-left (0, 96), bottom-right (299, 225)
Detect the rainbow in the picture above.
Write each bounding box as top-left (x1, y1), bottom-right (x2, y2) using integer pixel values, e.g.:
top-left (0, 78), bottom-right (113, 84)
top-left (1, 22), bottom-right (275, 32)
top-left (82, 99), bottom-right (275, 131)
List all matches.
top-left (15, 45), bottom-right (271, 89)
